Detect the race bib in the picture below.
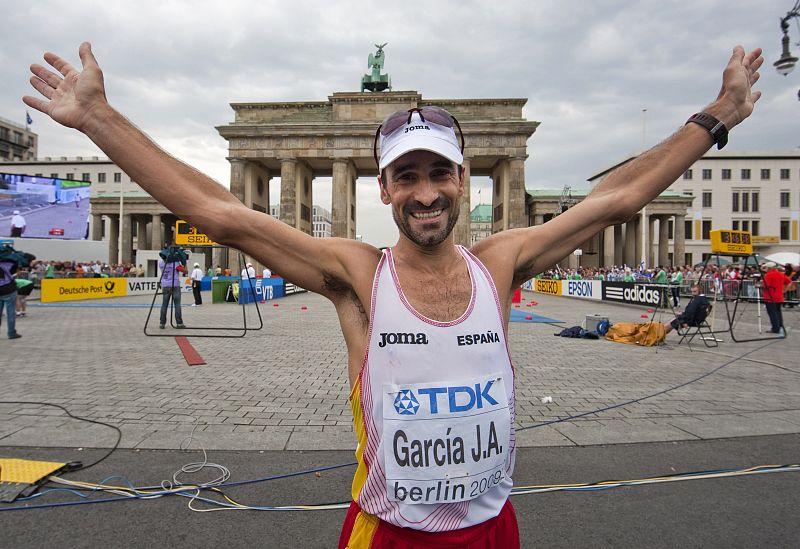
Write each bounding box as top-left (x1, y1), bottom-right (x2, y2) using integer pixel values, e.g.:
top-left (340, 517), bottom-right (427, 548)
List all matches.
top-left (382, 372), bottom-right (510, 505)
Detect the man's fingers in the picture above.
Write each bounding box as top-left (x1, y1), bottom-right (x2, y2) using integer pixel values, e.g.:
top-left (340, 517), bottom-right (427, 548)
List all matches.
top-left (750, 54), bottom-right (764, 73)
top-left (44, 51), bottom-right (77, 78)
top-left (750, 71), bottom-right (761, 86)
top-left (29, 75), bottom-right (54, 99)
top-left (729, 45), bottom-right (745, 65)
top-left (22, 95), bottom-right (49, 114)
top-left (30, 63), bottom-right (62, 89)
top-left (78, 42), bottom-right (98, 70)
top-left (745, 47), bottom-right (763, 63)
top-left (752, 90), bottom-right (762, 103)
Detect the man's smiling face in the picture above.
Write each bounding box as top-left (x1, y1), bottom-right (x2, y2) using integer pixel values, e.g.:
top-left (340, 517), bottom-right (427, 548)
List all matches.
top-left (379, 150), bottom-right (463, 248)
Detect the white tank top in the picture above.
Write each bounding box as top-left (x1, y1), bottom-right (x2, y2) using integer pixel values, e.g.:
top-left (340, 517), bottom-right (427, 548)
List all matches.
top-left (353, 246), bottom-right (516, 531)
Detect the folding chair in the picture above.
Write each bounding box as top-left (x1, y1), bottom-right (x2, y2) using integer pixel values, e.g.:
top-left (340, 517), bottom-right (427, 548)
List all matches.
top-left (677, 302), bottom-right (718, 350)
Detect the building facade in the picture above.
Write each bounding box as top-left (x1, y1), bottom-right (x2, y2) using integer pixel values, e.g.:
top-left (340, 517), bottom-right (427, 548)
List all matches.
top-left (271, 204), bottom-right (331, 238)
top-left (588, 149), bottom-right (800, 267)
top-left (525, 189), bottom-right (693, 270)
top-left (0, 116), bottom-right (37, 161)
top-left (312, 205), bottom-right (332, 238)
top-left (470, 204), bottom-right (492, 245)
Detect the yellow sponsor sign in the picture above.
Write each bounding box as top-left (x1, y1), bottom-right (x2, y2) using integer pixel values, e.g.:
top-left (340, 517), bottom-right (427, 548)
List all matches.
top-left (175, 220), bottom-right (216, 246)
top-left (534, 279), bottom-right (562, 296)
top-left (41, 278), bottom-right (127, 303)
top-left (751, 235), bottom-right (779, 245)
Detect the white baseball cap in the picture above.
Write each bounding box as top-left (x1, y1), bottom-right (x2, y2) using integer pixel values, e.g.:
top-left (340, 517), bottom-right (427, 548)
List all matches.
top-left (377, 107), bottom-right (463, 170)
top-left (13, 210), bottom-right (20, 214)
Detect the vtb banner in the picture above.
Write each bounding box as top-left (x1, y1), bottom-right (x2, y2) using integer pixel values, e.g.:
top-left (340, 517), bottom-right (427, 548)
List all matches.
top-left (41, 278), bottom-right (127, 302)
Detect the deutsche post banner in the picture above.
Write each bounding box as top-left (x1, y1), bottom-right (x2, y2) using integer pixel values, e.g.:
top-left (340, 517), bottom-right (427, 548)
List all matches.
top-left (41, 278), bottom-right (127, 302)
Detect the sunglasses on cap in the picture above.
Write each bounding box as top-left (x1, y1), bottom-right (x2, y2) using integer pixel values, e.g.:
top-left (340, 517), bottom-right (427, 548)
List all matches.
top-left (372, 106), bottom-right (465, 168)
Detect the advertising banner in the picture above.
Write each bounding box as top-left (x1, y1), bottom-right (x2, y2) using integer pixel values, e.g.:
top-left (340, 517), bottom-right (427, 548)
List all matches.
top-left (533, 279), bottom-right (562, 296)
top-left (41, 277), bottom-right (127, 302)
top-left (602, 282), bottom-right (665, 306)
top-left (562, 279), bottom-right (602, 301)
top-left (125, 277), bottom-right (191, 296)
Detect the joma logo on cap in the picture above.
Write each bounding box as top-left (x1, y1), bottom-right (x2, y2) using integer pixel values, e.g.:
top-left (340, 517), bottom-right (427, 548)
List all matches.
top-left (404, 125), bottom-right (430, 133)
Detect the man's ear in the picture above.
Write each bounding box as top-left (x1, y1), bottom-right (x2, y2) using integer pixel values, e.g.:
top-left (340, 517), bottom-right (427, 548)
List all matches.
top-left (457, 165), bottom-right (465, 197)
top-left (378, 175), bottom-right (391, 205)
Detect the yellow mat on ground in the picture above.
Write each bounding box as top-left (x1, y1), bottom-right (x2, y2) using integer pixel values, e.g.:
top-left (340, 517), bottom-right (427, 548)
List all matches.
top-left (0, 458), bottom-right (65, 483)
top-left (0, 458), bottom-right (66, 503)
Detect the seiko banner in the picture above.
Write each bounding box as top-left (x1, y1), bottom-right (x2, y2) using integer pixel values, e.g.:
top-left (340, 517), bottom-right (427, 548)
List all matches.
top-left (602, 282), bottom-right (666, 306)
top-left (533, 279), bottom-right (561, 296)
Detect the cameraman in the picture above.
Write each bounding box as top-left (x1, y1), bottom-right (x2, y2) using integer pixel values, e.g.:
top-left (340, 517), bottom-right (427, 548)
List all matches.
top-left (0, 244), bottom-right (34, 340)
top-left (158, 245), bottom-right (187, 329)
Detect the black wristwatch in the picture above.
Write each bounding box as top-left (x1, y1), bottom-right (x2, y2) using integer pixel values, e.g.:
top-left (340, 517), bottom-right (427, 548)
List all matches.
top-left (686, 112), bottom-right (728, 150)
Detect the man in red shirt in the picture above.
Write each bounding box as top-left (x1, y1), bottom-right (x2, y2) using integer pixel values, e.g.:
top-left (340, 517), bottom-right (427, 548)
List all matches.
top-left (761, 262), bottom-right (793, 336)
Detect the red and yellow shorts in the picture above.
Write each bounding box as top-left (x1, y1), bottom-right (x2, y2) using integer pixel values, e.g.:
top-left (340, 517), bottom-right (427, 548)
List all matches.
top-left (338, 499), bottom-right (519, 549)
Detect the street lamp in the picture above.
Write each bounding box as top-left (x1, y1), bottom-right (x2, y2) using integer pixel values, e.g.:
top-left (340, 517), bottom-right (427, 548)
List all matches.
top-left (774, 2), bottom-right (800, 100)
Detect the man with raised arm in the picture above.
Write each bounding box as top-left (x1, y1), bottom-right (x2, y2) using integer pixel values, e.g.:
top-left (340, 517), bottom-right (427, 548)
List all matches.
top-left (24, 43), bottom-right (763, 548)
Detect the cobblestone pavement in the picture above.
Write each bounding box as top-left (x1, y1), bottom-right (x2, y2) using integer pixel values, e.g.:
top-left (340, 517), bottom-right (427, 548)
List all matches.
top-left (1, 288), bottom-right (798, 452)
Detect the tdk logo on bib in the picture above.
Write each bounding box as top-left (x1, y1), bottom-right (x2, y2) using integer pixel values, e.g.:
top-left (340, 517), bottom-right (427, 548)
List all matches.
top-left (394, 380), bottom-right (500, 416)
top-left (394, 389), bottom-right (420, 415)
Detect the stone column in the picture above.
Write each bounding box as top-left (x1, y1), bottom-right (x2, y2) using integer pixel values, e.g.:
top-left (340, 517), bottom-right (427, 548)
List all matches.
top-left (603, 226), bottom-right (615, 267)
top-left (331, 159), bottom-right (350, 238)
top-left (347, 173), bottom-right (357, 239)
top-left (229, 158), bottom-right (246, 203)
top-left (280, 158), bottom-right (298, 227)
top-left (108, 216), bottom-right (119, 264)
top-left (507, 157), bottom-right (527, 229)
top-left (151, 214), bottom-right (163, 250)
top-left (294, 162), bottom-right (313, 236)
top-left (673, 214), bottom-right (686, 267)
top-left (647, 215), bottom-right (656, 268)
top-left (91, 214), bottom-right (103, 241)
top-left (212, 247), bottom-right (227, 273)
top-left (534, 214), bottom-right (544, 225)
top-left (624, 219), bottom-right (637, 267)
top-left (658, 215), bottom-right (670, 267)
top-left (614, 224), bottom-right (623, 266)
top-left (136, 217), bottom-right (148, 251)
top-left (454, 158), bottom-right (471, 247)
top-left (634, 216), bottom-right (642, 267)
top-left (121, 214), bottom-right (133, 264)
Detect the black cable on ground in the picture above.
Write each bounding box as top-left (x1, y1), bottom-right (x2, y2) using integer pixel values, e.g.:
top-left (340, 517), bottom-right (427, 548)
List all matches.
top-left (0, 401), bottom-right (121, 473)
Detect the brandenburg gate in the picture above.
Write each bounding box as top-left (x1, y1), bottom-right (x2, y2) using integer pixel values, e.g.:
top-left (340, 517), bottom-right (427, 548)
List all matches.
top-left (215, 91), bottom-right (540, 250)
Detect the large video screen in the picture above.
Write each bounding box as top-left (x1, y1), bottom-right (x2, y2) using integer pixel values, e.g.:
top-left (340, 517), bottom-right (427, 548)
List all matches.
top-left (1, 173), bottom-right (91, 239)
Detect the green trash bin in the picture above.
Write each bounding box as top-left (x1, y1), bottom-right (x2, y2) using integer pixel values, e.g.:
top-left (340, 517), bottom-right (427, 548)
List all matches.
top-left (211, 279), bottom-right (230, 303)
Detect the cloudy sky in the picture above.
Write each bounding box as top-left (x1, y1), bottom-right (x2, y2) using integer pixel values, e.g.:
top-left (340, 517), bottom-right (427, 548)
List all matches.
top-left (1, 0), bottom-right (798, 246)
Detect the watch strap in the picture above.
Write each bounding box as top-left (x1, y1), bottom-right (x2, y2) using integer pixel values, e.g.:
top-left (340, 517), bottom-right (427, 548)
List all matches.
top-left (686, 112), bottom-right (728, 150)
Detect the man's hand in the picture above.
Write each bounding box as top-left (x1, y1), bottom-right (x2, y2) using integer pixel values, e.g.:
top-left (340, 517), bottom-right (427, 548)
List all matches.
top-left (709, 46), bottom-right (763, 129)
top-left (23, 42), bottom-right (109, 131)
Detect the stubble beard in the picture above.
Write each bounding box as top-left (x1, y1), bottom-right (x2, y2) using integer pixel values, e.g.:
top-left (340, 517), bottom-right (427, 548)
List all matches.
top-left (394, 197), bottom-right (460, 248)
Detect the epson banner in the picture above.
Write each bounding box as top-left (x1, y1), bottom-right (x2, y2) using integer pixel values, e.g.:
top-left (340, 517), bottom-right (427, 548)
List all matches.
top-left (602, 282), bottom-right (663, 306)
top-left (563, 280), bottom-right (602, 301)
